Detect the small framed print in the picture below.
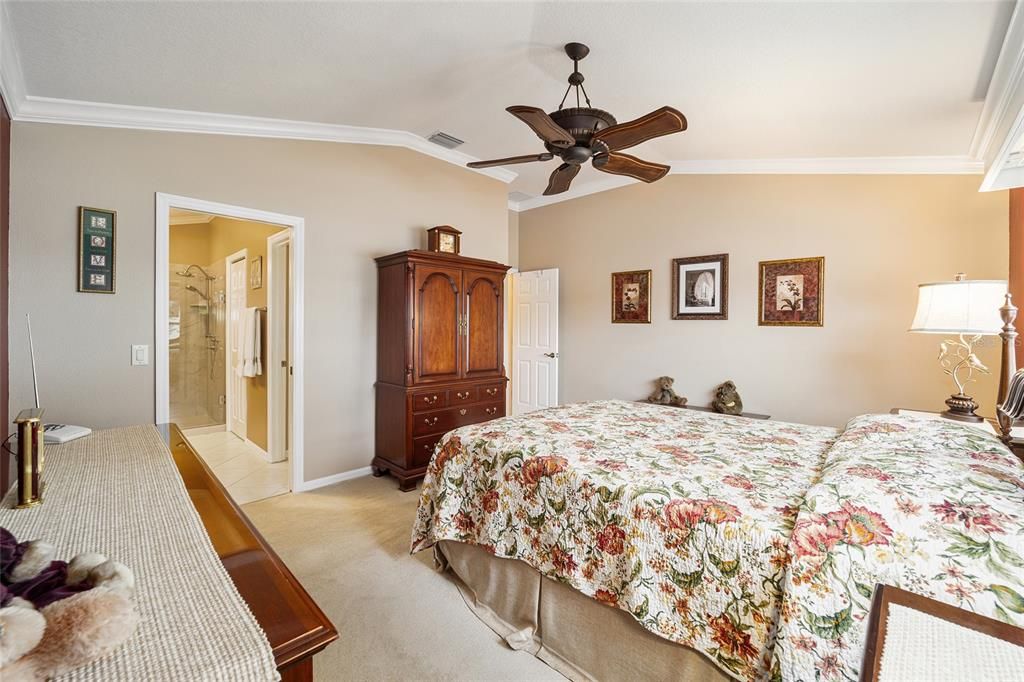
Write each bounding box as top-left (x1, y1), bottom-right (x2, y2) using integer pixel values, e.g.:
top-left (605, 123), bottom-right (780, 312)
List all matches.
top-left (250, 255), bottom-right (263, 289)
top-left (758, 257), bottom-right (825, 326)
top-left (78, 206), bottom-right (116, 294)
top-left (611, 270), bottom-right (651, 323)
top-left (672, 253), bottom-right (728, 320)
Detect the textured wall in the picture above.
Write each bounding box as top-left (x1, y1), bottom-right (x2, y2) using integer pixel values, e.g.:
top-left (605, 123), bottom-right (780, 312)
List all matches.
top-left (519, 174), bottom-right (1008, 427)
top-left (9, 123), bottom-right (509, 482)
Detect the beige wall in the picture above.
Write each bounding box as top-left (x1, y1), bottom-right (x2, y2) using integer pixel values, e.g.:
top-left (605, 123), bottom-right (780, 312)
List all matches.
top-left (9, 123), bottom-right (509, 482)
top-left (519, 175), bottom-right (1008, 427)
top-left (507, 209), bottom-right (520, 269)
top-left (171, 217), bottom-right (286, 450)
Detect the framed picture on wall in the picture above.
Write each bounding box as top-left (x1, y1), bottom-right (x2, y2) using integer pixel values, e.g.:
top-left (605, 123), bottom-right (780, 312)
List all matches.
top-left (672, 253), bottom-right (728, 320)
top-left (611, 270), bottom-right (652, 323)
top-left (78, 206), bottom-right (116, 294)
top-left (250, 255), bottom-right (263, 289)
top-left (758, 256), bottom-right (825, 326)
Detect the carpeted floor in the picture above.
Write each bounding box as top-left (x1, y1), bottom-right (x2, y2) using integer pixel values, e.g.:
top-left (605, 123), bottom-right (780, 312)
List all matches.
top-left (242, 475), bottom-right (564, 681)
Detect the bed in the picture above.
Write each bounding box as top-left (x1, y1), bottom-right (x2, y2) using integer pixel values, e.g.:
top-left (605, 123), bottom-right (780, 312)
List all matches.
top-left (411, 311), bottom-right (1024, 682)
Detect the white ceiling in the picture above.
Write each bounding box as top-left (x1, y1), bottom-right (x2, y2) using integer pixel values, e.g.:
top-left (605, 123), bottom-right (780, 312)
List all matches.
top-left (4, 1), bottom-right (1016, 204)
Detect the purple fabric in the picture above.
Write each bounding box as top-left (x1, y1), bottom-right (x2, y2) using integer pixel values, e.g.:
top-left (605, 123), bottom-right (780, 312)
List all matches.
top-left (7, 559), bottom-right (92, 608)
top-left (1, 526), bottom-right (94, 608)
top-left (0, 526), bottom-right (29, 583)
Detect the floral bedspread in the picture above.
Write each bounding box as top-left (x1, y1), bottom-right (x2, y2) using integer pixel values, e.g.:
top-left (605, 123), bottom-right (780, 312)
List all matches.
top-left (772, 414), bottom-right (1024, 681)
top-left (411, 400), bottom-right (840, 680)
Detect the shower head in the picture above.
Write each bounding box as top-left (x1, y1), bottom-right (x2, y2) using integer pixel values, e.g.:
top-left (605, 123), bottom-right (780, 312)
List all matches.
top-left (185, 284), bottom-right (209, 301)
top-left (178, 264), bottom-right (215, 280)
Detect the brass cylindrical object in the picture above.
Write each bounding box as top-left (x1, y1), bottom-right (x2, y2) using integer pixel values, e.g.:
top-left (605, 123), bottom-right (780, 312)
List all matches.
top-left (14, 408), bottom-right (44, 508)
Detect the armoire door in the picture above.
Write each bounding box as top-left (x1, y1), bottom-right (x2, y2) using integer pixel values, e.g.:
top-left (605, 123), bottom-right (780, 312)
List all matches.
top-left (413, 265), bottom-right (462, 383)
top-left (463, 269), bottom-right (504, 378)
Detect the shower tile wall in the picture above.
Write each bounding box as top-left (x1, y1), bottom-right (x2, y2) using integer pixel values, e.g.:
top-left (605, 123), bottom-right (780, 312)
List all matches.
top-left (169, 262), bottom-right (226, 428)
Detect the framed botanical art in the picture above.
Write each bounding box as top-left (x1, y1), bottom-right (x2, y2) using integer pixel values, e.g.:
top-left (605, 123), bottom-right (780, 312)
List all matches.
top-left (611, 270), bottom-right (652, 323)
top-left (78, 206), bottom-right (116, 294)
top-left (672, 253), bottom-right (728, 320)
top-left (758, 257), bottom-right (824, 326)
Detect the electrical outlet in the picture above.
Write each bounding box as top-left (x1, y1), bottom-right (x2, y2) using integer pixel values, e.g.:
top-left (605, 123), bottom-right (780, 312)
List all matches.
top-left (131, 344), bottom-right (149, 366)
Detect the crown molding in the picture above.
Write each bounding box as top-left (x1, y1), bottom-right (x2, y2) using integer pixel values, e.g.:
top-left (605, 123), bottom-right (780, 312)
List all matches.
top-left (511, 155), bottom-right (983, 212)
top-left (9, 94), bottom-right (518, 183)
top-left (971, 2), bottom-right (1024, 162)
top-left (169, 213), bottom-right (216, 226)
top-left (0, 1), bottom-right (25, 116)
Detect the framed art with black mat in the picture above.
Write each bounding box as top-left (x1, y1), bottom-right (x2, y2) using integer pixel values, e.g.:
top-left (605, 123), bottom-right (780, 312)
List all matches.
top-left (672, 253), bottom-right (728, 320)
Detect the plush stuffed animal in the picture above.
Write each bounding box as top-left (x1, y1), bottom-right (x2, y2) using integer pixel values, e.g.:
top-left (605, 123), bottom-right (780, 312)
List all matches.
top-left (0, 528), bottom-right (138, 681)
top-left (712, 380), bottom-right (744, 415)
top-left (647, 376), bottom-right (687, 406)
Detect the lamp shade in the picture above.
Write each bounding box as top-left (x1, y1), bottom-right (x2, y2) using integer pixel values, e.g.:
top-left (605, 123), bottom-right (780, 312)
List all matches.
top-left (909, 278), bottom-right (1007, 335)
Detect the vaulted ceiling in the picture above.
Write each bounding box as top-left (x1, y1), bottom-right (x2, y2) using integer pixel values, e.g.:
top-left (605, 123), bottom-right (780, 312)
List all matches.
top-left (3, 1), bottom-right (1017, 207)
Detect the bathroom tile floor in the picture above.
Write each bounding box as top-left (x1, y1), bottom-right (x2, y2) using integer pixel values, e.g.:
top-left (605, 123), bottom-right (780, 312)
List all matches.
top-left (183, 428), bottom-right (290, 504)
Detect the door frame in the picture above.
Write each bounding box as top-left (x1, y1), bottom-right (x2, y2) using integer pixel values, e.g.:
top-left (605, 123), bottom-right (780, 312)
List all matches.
top-left (266, 230), bottom-right (290, 464)
top-left (225, 248), bottom-right (248, 441)
top-left (155, 193), bottom-right (307, 491)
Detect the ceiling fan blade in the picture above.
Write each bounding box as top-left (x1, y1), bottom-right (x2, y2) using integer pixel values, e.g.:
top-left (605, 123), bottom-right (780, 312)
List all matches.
top-left (467, 153), bottom-right (553, 169)
top-left (507, 106), bottom-right (575, 148)
top-left (543, 163), bottom-right (581, 196)
top-left (593, 152), bottom-right (670, 183)
top-left (591, 106), bottom-right (687, 152)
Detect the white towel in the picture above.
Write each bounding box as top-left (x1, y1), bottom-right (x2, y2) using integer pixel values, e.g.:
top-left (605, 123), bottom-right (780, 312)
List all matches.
top-left (241, 307), bottom-right (262, 377)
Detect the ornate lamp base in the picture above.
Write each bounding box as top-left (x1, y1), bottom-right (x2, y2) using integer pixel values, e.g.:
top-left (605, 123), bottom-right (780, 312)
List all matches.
top-left (942, 393), bottom-right (985, 423)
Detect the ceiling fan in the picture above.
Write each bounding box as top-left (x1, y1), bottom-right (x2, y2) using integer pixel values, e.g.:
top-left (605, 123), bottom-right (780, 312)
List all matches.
top-left (468, 42), bottom-right (687, 196)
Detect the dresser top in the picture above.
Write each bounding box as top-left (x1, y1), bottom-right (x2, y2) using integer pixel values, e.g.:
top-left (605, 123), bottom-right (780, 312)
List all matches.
top-left (375, 249), bottom-right (510, 272)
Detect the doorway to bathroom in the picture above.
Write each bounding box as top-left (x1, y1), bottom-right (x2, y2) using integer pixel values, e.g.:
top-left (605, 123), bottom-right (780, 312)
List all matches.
top-left (156, 194), bottom-right (305, 502)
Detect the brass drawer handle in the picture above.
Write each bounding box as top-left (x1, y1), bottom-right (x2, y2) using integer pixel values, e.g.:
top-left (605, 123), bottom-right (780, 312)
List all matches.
top-left (456, 391), bottom-right (470, 400)
top-left (423, 417), bottom-right (439, 427)
top-left (485, 407), bottom-right (498, 416)
top-left (459, 408), bottom-right (467, 416)
top-left (423, 395), bottom-right (438, 405)
top-left (423, 444), bottom-right (432, 451)
top-left (485, 388), bottom-right (498, 396)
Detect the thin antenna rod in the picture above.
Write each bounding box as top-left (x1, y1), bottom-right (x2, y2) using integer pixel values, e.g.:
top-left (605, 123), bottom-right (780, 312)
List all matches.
top-left (26, 314), bottom-right (40, 408)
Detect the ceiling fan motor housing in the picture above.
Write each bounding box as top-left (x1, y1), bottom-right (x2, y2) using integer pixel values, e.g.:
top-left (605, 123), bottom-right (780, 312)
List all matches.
top-left (546, 107), bottom-right (617, 163)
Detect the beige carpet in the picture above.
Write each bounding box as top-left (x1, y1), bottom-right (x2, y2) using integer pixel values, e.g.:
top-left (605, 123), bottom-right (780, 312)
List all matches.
top-left (242, 475), bottom-right (564, 681)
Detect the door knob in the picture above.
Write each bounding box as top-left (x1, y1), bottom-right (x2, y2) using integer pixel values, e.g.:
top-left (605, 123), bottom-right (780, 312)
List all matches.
top-left (544, 352), bottom-right (558, 358)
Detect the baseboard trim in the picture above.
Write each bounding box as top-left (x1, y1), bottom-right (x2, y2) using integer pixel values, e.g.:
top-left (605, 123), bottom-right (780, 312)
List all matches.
top-left (296, 466), bottom-right (372, 492)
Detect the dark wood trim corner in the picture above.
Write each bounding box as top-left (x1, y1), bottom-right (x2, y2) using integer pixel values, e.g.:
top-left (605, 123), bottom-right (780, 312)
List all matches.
top-left (861, 584), bottom-right (1024, 682)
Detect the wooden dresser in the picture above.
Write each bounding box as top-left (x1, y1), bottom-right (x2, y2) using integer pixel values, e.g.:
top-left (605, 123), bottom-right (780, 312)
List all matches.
top-left (162, 425), bottom-right (337, 680)
top-left (373, 249), bottom-right (510, 490)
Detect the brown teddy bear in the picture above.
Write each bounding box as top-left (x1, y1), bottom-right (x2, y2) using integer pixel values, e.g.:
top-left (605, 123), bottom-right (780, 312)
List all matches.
top-left (712, 380), bottom-right (743, 415)
top-left (0, 528), bottom-right (139, 681)
top-left (647, 376), bottom-right (687, 406)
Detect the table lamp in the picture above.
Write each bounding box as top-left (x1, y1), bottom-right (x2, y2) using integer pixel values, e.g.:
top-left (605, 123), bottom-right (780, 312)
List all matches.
top-left (909, 274), bottom-right (1007, 422)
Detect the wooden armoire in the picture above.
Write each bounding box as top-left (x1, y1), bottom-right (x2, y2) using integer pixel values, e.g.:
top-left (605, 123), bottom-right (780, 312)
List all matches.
top-left (373, 250), bottom-right (510, 491)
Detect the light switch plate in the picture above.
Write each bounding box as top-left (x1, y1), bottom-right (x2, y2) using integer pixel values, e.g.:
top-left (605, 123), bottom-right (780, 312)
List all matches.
top-left (131, 344), bottom-right (149, 366)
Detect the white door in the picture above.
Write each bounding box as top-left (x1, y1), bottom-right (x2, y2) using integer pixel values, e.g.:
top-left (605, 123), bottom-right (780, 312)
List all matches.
top-left (267, 232), bottom-right (291, 464)
top-left (227, 252), bottom-right (248, 439)
top-left (512, 269), bottom-right (559, 415)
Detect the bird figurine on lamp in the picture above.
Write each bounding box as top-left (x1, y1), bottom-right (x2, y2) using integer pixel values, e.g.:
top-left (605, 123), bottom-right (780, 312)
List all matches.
top-left (910, 273), bottom-right (1008, 423)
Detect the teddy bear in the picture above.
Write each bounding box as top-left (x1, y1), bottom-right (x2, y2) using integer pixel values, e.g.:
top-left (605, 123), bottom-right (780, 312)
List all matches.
top-left (647, 376), bottom-right (687, 406)
top-left (712, 380), bottom-right (744, 415)
top-left (0, 527), bottom-right (139, 681)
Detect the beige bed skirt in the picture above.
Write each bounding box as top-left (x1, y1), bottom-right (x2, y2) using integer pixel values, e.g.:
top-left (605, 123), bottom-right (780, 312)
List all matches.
top-left (436, 540), bottom-right (732, 682)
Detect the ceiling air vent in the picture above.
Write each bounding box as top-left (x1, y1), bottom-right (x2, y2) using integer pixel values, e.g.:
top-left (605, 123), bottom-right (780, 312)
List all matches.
top-left (427, 131), bottom-right (464, 150)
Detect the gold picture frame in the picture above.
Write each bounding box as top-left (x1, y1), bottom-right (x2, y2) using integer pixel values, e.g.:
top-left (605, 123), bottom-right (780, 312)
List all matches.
top-left (611, 270), bottom-right (652, 323)
top-left (757, 257), bottom-right (825, 327)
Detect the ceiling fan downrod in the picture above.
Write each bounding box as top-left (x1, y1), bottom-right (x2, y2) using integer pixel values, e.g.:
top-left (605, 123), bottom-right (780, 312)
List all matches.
top-left (558, 42), bottom-right (593, 111)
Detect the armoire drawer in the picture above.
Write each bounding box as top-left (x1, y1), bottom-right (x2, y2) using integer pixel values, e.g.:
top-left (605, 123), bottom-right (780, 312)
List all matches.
top-left (411, 389), bottom-right (448, 412)
top-left (412, 401), bottom-right (506, 437)
top-left (478, 383), bottom-right (504, 402)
